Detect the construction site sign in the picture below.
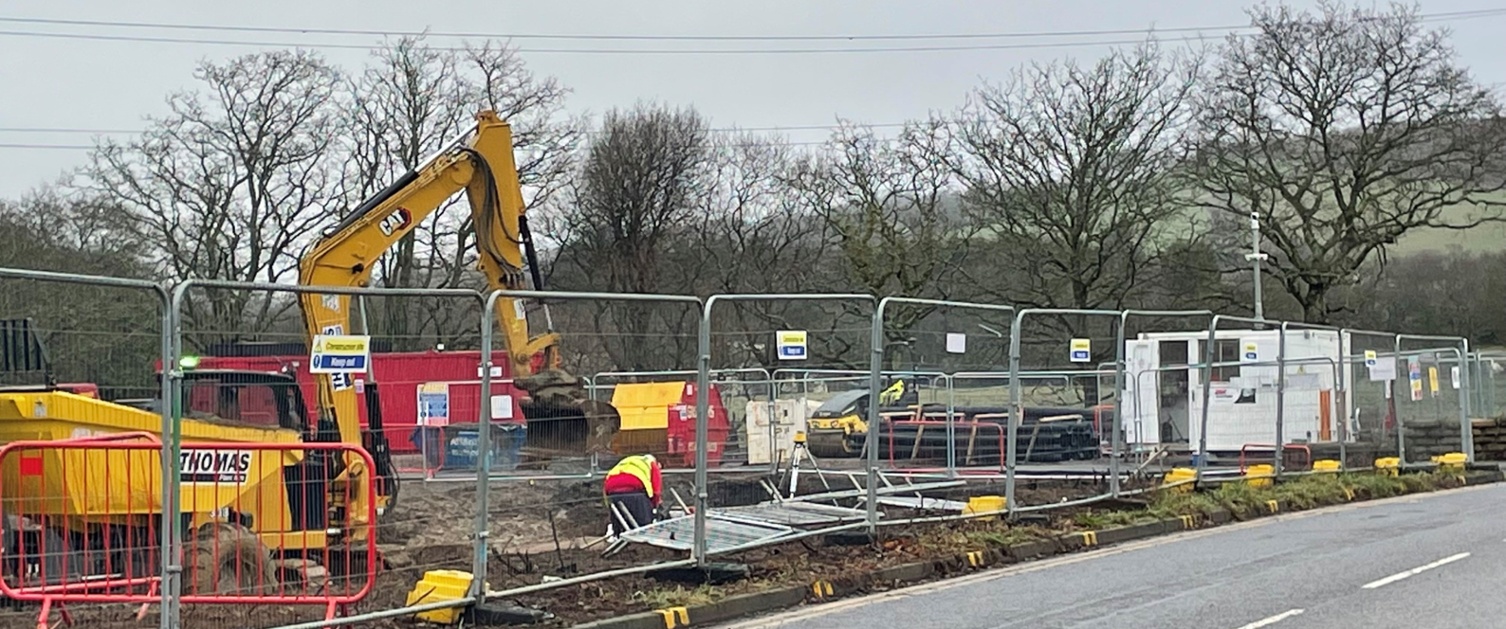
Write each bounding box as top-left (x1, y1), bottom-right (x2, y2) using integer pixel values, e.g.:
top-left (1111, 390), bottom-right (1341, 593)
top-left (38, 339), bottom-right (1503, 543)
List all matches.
top-left (310, 334), bottom-right (371, 374)
top-left (1069, 338), bottom-right (1091, 363)
top-left (777, 330), bottom-right (807, 360)
top-left (417, 382), bottom-right (450, 427)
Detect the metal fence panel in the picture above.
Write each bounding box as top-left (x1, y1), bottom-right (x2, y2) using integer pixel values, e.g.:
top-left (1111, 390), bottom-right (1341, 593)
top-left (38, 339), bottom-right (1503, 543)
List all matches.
top-left (0, 268), bottom-right (176, 628)
top-left (1007, 308), bottom-right (1123, 515)
top-left (701, 294), bottom-right (874, 553)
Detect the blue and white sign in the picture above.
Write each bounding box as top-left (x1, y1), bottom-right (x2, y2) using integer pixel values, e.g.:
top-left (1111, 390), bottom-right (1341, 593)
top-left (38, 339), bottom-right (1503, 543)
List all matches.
top-left (1364, 350), bottom-right (1378, 367)
top-left (1241, 341), bottom-right (1259, 363)
top-left (777, 330), bottom-right (808, 360)
top-left (417, 382), bottom-right (450, 427)
top-left (309, 334), bottom-right (371, 374)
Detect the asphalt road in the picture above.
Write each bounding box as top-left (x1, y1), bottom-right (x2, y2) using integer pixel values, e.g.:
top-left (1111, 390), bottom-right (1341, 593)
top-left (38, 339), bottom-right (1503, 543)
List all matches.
top-left (713, 482), bottom-right (1506, 629)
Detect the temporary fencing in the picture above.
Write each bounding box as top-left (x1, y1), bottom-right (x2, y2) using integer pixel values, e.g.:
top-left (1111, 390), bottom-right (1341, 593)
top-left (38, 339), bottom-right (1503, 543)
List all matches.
top-left (1340, 328), bottom-right (1401, 462)
top-left (701, 294), bottom-right (875, 556)
top-left (1468, 351), bottom-right (1504, 418)
top-left (870, 296), bottom-right (1015, 489)
top-left (0, 268), bottom-right (175, 629)
top-left (165, 280), bottom-right (484, 628)
top-left (1194, 315), bottom-right (1297, 479)
top-left (1115, 310), bottom-right (1215, 492)
top-left (2, 261), bottom-right (1499, 628)
top-left (1393, 334), bottom-right (1472, 464)
top-left (1006, 308), bottom-right (1122, 514)
top-left (474, 289), bottom-right (704, 599)
top-left (0, 431), bottom-right (378, 629)
top-left (1273, 322), bottom-right (1352, 472)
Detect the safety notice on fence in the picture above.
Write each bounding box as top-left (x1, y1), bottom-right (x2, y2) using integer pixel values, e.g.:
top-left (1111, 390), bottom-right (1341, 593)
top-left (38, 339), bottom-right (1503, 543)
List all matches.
top-left (310, 334), bottom-right (372, 374)
top-left (777, 330), bottom-right (808, 360)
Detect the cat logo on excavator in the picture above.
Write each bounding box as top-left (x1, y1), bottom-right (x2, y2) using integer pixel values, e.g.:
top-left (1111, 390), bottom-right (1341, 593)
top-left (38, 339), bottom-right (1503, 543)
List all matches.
top-left (378, 208), bottom-right (412, 236)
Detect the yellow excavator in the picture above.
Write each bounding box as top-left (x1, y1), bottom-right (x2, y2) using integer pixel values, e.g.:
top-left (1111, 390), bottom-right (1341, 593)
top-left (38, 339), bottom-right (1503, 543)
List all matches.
top-left (298, 108), bottom-right (623, 507)
top-left (0, 110), bottom-right (619, 595)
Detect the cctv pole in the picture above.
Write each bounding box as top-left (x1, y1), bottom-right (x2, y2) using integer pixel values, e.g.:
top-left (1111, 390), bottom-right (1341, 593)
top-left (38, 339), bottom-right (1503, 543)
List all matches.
top-left (1245, 211), bottom-right (1268, 321)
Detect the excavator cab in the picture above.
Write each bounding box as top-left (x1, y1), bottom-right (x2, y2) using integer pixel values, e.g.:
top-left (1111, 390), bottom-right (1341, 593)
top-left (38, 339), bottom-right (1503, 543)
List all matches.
top-left (176, 369), bottom-right (310, 431)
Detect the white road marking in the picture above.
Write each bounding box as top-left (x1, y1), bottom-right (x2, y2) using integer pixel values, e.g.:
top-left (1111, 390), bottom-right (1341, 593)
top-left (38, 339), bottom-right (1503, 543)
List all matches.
top-left (1234, 609), bottom-right (1304, 628)
top-left (1361, 552), bottom-right (1471, 589)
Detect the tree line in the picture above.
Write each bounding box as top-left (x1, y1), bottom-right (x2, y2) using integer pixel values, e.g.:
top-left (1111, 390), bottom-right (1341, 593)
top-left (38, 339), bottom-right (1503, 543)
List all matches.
top-left (2, 1), bottom-right (1505, 388)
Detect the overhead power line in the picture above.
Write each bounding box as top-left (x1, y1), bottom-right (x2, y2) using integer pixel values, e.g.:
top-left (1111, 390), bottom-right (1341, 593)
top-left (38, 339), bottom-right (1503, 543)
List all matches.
top-left (0, 122), bottom-right (912, 137)
top-left (0, 137), bottom-right (901, 151)
top-left (0, 143), bottom-right (94, 149)
top-left (0, 127), bottom-right (142, 134)
top-left (0, 7), bottom-right (1499, 54)
top-left (0, 15), bottom-right (1275, 42)
top-left (1, 8), bottom-right (1501, 42)
top-left (0, 29), bottom-right (1202, 54)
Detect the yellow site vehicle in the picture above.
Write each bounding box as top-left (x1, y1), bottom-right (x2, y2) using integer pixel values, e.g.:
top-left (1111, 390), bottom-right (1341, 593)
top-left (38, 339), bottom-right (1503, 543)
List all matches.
top-left (0, 109), bottom-right (621, 593)
top-left (0, 368), bottom-right (358, 593)
top-left (805, 381), bottom-right (917, 458)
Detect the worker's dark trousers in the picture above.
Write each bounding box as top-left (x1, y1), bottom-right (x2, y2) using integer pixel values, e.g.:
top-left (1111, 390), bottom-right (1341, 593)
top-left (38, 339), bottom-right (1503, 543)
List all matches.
top-left (607, 490), bottom-right (654, 536)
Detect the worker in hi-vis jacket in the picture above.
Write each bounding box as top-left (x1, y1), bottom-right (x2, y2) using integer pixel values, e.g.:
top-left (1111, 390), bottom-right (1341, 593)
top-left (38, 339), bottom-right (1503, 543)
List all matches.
top-left (603, 453), bottom-right (663, 536)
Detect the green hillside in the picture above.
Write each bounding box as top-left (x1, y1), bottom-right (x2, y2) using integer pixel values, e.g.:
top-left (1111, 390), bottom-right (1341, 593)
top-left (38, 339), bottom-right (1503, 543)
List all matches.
top-left (1392, 223), bottom-right (1506, 255)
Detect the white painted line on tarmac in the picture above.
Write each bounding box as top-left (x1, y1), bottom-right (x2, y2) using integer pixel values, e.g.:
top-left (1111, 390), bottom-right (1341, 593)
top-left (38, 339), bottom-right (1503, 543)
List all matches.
top-left (1361, 552), bottom-right (1470, 589)
top-left (1234, 609), bottom-right (1304, 628)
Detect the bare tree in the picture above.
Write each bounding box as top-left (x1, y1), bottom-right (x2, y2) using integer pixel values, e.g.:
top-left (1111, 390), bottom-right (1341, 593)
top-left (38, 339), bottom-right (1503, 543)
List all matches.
top-left (950, 40), bottom-right (1198, 322)
top-left (84, 50), bottom-right (345, 347)
top-left (1190, 1), bottom-right (1506, 323)
top-left (781, 120), bottom-right (971, 360)
top-left (549, 102), bottom-right (713, 371)
top-left (343, 37), bottom-right (584, 348)
top-left (0, 185), bottom-right (159, 393)
top-left (686, 132), bottom-right (839, 369)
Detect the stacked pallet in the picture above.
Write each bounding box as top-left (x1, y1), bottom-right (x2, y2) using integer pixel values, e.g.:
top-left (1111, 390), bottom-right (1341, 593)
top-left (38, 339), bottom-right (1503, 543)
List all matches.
top-left (1471, 417), bottom-right (1506, 461)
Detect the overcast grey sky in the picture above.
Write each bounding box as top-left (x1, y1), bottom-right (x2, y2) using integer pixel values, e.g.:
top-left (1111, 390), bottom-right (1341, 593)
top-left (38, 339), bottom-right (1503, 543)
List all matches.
top-left (1, 0), bottom-right (1502, 199)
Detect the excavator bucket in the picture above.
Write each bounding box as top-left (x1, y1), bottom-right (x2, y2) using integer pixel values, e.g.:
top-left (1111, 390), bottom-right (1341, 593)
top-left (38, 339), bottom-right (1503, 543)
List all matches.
top-left (518, 397), bottom-right (622, 457)
top-left (515, 369), bottom-right (622, 459)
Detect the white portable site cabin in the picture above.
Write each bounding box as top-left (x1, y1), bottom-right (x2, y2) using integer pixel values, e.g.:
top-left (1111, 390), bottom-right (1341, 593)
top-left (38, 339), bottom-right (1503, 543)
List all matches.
top-left (1120, 329), bottom-right (1356, 455)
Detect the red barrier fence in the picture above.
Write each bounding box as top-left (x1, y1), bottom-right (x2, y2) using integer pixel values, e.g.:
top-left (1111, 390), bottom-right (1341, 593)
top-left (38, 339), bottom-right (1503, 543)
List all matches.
top-left (0, 433), bottom-right (378, 627)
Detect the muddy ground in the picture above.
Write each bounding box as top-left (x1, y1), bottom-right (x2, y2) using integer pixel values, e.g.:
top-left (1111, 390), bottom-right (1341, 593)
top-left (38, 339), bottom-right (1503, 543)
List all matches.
top-left (35, 467), bottom-right (1127, 629)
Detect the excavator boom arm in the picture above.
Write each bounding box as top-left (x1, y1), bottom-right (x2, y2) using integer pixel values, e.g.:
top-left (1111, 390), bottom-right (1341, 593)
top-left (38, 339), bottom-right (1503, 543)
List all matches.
top-left (297, 111), bottom-right (559, 448)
